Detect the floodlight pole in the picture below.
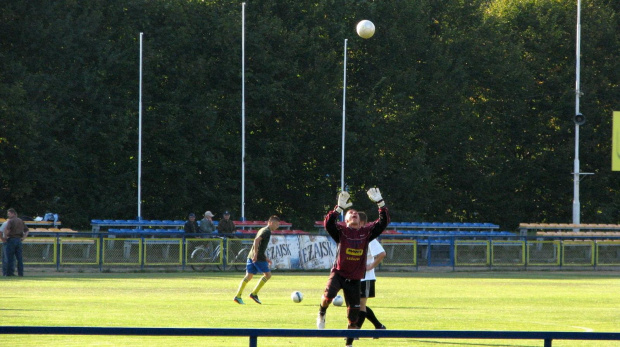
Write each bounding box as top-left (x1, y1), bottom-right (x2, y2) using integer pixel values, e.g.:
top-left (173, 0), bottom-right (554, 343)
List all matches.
top-left (138, 32), bottom-right (143, 221)
top-left (572, 0), bottom-right (582, 225)
top-left (241, 3), bottom-right (246, 221)
top-left (341, 39), bottom-right (347, 194)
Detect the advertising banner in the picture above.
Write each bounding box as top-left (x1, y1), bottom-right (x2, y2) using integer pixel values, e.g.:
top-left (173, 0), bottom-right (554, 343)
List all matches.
top-left (266, 235), bottom-right (337, 270)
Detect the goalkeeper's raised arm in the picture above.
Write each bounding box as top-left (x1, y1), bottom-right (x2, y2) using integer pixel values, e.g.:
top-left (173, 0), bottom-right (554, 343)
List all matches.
top-left (323, 191), bottom-right (352, 242)
top-left (367, 187), bottom-right (390, 240)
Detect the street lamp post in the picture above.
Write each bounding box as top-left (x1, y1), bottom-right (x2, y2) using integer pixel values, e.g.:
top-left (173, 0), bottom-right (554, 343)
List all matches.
top-left (241, 3), bottom-right (246, 221)
top-left (138, 32), bottom-right (143, 220)
top-left (572, 0), bottom-right (582, 225)
top-left (572, 0), bottom-right (593, 225)
top-left (341, 39), bottom-right (348, 195)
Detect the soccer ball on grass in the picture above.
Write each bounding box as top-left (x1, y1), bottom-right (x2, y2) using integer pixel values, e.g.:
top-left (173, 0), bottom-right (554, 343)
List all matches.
top-left (332, 295), bottom-right (344, 306)
top-left (291, 291), bottom-right (303, 303)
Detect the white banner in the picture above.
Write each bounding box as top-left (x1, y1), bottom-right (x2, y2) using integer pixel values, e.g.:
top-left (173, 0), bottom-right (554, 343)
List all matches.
top-left (266, 235), bottom-right (337, 270)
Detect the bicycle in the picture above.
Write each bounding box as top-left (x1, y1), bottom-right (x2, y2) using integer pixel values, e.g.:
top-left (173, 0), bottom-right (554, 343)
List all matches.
top-left (227, 243), bottom-right (251, 271)
top-left (190, 238), bottom-right (251, 271)
top-left (190, 239), bottom-right (223, 271)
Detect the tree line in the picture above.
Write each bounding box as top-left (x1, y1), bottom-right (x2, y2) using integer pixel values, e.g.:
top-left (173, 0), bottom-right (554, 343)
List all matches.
top-left (1, 0), bottom-right (619, 231)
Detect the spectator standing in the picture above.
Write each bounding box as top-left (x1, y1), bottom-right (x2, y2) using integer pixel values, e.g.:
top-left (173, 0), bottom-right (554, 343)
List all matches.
top-left (1, 208), bottom-right (29, 277)
top-left (234, 215), bottom-right (280, 305)
top-left (184, 213), bottom-right (200, 234)
top-left (1, 221), bottom-right (8, 276)
top-left (199, 211), bottom-right (216, 234)
top-left (317, 188), bottom-right (389, 347)
top-left (217, 211), bottom-right (236, 234)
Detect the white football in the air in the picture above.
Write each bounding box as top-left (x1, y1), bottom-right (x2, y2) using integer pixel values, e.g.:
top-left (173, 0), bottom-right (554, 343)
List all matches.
top-left (356, 20), bottom-right (375, 39)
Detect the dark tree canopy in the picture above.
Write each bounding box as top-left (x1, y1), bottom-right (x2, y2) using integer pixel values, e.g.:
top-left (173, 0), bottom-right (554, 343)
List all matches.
top-left (1, 0), bottom-right (619, 230)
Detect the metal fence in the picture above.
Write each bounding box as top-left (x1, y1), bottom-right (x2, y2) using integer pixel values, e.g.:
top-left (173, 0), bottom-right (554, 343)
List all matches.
top-left (1, 326), bottom-right (619, 347)
top-left (2, 234), bottom-right (620, 271)
top-left (398, 236), bottom-right (620, 269)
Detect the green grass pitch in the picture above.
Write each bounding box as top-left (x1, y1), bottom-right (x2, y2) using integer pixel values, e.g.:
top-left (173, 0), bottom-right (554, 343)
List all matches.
top-left (1, 271), bottom-right (619, 346)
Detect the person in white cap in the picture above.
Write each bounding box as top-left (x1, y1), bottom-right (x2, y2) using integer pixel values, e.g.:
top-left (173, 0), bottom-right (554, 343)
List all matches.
top-left (200, 211), bottom-right (216, 234)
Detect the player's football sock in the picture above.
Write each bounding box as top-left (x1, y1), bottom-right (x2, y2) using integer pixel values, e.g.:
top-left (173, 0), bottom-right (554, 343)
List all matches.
top-left (365, 307), bottom-right (383, 328)
top-left (357, 310), bottom-right (367, 329)
top-left (235, 276), bottom-right (250, 298)
top-left (319, 304), bottom-right (327, 315)
top-left (345, 323), bottom-right (360, 344)
top-left (251, 276), bottom-right (269, 295)
top-left (347, 307), bottom-right (360, 329)
top-left (373, 324), bottom-right (386, 339)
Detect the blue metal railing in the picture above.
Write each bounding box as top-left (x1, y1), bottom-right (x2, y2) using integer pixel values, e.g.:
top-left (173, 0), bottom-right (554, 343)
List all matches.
top-left (1, 326), bottom-right (619, 347)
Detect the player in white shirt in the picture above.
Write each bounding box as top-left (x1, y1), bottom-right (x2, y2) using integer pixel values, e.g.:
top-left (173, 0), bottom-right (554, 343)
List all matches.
top-left (343, 211), bottom-right (387, 346)
top-left (358, 212), bottom-right (387, 331)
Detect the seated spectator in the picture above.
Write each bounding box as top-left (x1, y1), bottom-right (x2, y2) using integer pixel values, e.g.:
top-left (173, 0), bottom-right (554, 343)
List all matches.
top-left (217, 211), bottom-right (235, 234)
top-left (184, 213), bottom-right (200, 234)
top-left (200, 211), bottom-right (216, 234)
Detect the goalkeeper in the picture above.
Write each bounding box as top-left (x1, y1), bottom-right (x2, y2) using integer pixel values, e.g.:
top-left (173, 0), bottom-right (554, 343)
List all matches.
top-left (316, 188), bottom-right (390, 346)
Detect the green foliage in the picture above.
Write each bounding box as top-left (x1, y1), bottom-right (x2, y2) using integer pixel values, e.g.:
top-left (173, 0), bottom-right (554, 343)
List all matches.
top-left (1, 0), bottom-right (619, 230)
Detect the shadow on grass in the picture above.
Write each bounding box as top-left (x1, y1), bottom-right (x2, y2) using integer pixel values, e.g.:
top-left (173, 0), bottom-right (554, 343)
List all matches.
top-left (16, 270), bottom-right (620, 281)
top-left (407, 339), bottom-right (535, 347)
top-left (381, 271), bottom-right (620, 280)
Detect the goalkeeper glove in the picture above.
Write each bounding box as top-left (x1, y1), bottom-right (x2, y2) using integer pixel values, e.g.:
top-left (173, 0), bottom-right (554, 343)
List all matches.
top-left (367, 187), bottom-right (385, 208)
top-left (336, 191), bottom-right (353, 214)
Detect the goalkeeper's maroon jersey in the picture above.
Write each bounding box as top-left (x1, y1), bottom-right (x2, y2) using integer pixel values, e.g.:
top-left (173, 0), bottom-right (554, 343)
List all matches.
top-left (323, 207), bottom-right (390, 280)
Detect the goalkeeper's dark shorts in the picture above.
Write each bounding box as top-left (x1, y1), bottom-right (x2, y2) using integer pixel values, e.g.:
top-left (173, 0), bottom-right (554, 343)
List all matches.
top-left (323, 272), bottom-right (361, 309)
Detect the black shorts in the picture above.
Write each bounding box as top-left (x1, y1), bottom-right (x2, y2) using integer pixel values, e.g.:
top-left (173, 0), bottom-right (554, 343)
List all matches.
top-left (323, 272), bottom-right (361, 309)
top-left (360, 280), bottom-right (376, 299)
